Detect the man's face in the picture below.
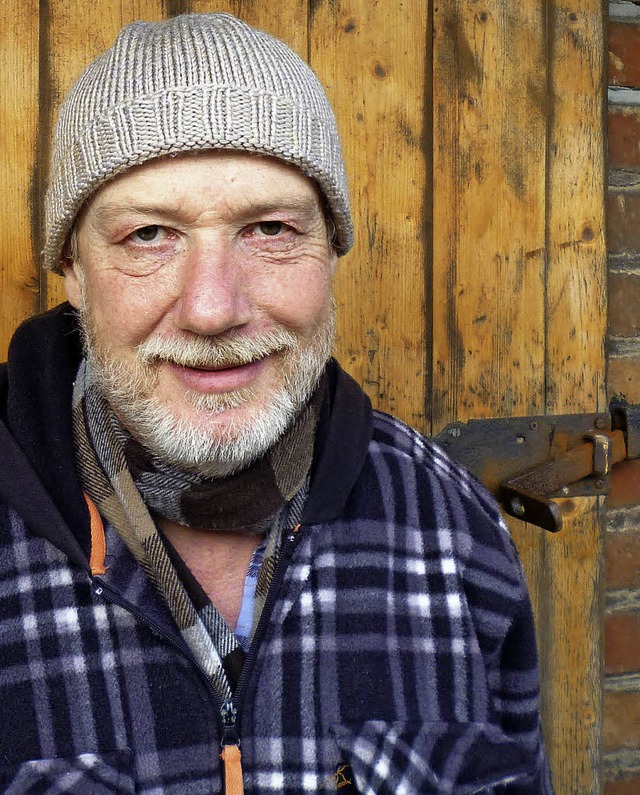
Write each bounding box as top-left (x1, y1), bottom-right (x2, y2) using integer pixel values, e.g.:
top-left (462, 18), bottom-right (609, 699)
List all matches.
top-left (64, 151), bottom-right (338, 476)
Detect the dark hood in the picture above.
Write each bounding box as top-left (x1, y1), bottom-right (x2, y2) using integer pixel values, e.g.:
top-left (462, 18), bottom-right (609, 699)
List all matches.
top-left (0, 304), bottom-right (89, 566)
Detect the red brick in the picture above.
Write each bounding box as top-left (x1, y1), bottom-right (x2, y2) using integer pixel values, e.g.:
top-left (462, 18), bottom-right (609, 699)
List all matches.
top-left (608, 192), bottom-right (640, 255)
top-left (606, 778), bottom-right (640, 795)
top-left (609, 22), bottom-right (640, 88)
top-left (609, 273), bottom-right (640, 337)
top-left (606, 612), bottom-right (640, 674)
top-left (605, 692), bottom-right (640, 751)
top-left (606, 531), bottom-right (640, 588)
top-left (609, 108), bottom-right (640, 170)
top-left (609, 461), bottom-right (640, 509)
top-left (609, 358), bottom-right (640, 403)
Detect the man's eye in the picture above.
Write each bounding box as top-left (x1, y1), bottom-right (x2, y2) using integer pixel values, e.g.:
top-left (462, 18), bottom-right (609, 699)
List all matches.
top-left (258, 221), bottom-right (284, 236)
top-left (131, 225), bottom-right (161, 243)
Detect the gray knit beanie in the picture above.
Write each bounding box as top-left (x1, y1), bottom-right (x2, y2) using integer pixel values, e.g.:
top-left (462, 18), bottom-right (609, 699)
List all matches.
top-left (43, 12), bottom-right (353, 274)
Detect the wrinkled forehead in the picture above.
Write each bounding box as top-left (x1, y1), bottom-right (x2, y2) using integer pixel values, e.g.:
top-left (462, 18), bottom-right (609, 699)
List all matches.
top-left (76, 150), bottom-right (329, 230)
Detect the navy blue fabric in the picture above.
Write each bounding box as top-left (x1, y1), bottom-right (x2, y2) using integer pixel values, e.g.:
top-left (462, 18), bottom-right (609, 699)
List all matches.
top-left (1, 304), bottom-right (90, 560)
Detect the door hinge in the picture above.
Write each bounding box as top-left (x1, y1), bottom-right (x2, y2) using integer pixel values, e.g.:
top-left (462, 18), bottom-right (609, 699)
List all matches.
top-left (433, 397), bottom-right (639, 532)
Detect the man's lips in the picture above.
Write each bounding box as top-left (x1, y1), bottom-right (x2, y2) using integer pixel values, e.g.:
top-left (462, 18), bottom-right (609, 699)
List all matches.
top-left (165, 357), bottom-right (265, 392)
top-left (188, 361), bottom-right (250, 372)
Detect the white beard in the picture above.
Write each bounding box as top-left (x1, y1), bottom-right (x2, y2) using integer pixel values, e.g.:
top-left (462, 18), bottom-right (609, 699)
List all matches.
top-left (79, 304), bottom-right (335, 478)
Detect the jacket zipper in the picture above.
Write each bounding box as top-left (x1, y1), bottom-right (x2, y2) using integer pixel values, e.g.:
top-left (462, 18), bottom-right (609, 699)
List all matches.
top-left (215, 523), bottom-right (302, 793)
top-left (93, 523), bottom-right (303, 793)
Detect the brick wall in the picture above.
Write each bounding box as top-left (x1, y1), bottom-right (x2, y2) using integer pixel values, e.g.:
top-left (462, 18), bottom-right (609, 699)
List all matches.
top-left (606, 2), bottom-right (640, 791)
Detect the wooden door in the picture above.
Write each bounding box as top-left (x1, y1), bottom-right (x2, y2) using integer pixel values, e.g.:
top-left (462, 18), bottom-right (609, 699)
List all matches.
top-left (430, 5), bottom-right (606, 794)
top-left (0, 2), bottom-right (606, 792)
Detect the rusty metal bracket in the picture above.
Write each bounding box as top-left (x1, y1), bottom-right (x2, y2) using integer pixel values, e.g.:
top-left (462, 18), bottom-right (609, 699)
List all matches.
top-left (611, 397), bottom-right (640, 459)
top-left (586, 432), bottom-right (612, 477)
top-left (433, 399), bottom-right (638, 533)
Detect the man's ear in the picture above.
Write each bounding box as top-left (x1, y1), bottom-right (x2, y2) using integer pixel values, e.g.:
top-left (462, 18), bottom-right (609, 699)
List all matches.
top-left (61, 261), bottom-right (83, 309)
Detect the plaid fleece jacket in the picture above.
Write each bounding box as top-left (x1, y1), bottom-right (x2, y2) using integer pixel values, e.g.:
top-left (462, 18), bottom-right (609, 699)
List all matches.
top-left (0, 305), bottom-right (554, 794)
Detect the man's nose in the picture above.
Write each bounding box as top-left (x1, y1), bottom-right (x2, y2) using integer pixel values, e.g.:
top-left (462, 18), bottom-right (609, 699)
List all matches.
top-left (173, 237), bottom-right (252, 336)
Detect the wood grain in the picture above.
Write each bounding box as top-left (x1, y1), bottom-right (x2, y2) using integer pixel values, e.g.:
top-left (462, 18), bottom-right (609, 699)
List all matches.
top-left (431, 1), bottom-right (547, 429)
top-left (430, 5), bottom-right (553, 781)
top-left (309, 0), bottom-right (430, 433)
top-left (546, 3), bottom-right (606, 417)
top-left (542, 3), bottom-right (606, 792)
top-left (0, 0), bottom-right (39, 360)
top-left (432, 2), bottom-right (606, 792)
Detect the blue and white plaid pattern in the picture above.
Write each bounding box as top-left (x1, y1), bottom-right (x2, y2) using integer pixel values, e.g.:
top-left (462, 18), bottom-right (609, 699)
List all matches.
top-left (0, 411), bottom-right (553, 793)
top-left (235, 539), bottom-right (267, 650)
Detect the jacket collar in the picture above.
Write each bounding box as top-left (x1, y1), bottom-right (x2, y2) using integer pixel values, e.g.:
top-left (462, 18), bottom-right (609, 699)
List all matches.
top-left (0, 303), bottom-right (373, 562)
top-left (303, 360), bottom-right (373, 524)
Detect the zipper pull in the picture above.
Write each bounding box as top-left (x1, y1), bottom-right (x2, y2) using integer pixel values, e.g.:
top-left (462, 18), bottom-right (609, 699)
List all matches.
top-left (219, 701), bottom-right (244, 795)
top-left (285, 522), bottom-right (301, 546)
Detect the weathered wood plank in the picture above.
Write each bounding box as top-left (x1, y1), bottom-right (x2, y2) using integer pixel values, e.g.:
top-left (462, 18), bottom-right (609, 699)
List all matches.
top-left (432, 2), bottom-right (606, 793)
top-left (543, 2), bottom-right (607, 792)
top-left (546, 5), bottom-right (607, 415)
top-left (0, 0), bottom-right (39, 360)
top-left (431, 1), bottom-right (547, 430)
top-left (540, 499), bottom-right (604, 794)
top-left (309, 0), bottom-right (429, 433)
top-left (430, 5), bottom-right (552, 779)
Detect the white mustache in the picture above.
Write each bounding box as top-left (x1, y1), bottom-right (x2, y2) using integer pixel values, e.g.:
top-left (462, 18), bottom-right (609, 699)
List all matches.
top-left (136, 328), bottom-right (298, 370)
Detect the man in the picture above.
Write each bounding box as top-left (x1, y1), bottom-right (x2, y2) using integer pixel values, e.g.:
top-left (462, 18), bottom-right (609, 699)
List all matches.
top-left (0, 12), bottom-right (553, 794)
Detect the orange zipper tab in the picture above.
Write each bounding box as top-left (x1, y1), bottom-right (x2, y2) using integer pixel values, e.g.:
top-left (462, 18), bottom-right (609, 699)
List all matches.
top-left (84, 493), bottom-right (107, 576)
top-left (220, 743), bottom-right (244, 795)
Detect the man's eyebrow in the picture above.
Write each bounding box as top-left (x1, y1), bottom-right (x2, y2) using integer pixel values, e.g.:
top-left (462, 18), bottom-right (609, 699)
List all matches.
top-left (92, 204), bottom-right (176, 220)
top-left (91, 196), bottom-right (322, 222)
top-left (236, 197), bottom-right (322, 218)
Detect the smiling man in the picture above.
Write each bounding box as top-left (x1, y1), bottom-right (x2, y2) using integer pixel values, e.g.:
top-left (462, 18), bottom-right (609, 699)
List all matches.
top-left (0, 12), bottom-right (553, 795)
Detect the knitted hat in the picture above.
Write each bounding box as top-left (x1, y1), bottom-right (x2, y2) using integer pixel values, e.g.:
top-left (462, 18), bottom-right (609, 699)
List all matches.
top-left (43, 13), bottom-right (353, 274)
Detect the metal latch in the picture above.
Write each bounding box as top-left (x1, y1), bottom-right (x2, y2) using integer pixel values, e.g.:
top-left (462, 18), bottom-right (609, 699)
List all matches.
top-left (433, 398), bottom-right (639, 532)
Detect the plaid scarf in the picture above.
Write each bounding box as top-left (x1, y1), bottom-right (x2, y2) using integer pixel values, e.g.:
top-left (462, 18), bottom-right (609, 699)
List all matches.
top-left (72, 358), bottom-right (319, 699)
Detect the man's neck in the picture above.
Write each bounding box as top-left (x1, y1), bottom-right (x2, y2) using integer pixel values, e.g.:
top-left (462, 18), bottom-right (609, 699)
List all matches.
top-left (158, 518), bottom-right (263, 631)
